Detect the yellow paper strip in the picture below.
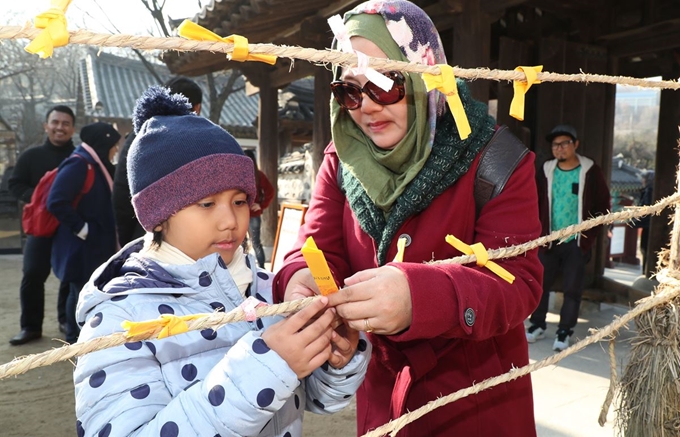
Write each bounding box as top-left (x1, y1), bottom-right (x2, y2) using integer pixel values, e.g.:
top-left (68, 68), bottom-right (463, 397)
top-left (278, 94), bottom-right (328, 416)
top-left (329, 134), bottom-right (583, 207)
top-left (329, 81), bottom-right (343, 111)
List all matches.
top-left (122, 313), bottom-right (207, 339)
top-left (178, 20), bottom-right (277, 65)
top-left (423, 64), bottom-right (471, 140)
top-left (394, 236), bottom-right (407, 262)
top-left (509, 65), bottom-right (543, 121)
top-left (24, 0), bottom-right (73, 58)
top-left (445, 234), bottom-right (515, 284)
top-left (301, 236), bottom-right (339, 296)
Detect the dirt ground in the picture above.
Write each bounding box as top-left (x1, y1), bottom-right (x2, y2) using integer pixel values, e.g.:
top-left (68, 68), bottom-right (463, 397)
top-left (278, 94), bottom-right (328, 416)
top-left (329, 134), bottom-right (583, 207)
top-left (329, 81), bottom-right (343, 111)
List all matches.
top-left (0, 254), bottom-right (357, 437)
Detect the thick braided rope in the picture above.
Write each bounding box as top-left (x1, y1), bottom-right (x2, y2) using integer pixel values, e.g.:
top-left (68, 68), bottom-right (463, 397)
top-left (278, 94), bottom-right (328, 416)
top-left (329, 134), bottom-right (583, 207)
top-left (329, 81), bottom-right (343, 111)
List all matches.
top-left (598, 338), bottom-right (618, 426)
top-left (362, 269), bottom-right (680, 437)
top-left (0, 297), bottom-right (316, 380)
top-left (1, 194), bottom-right (678, 381)
top-left (1, 24), bottom-right (680, 90)
top-left (430, 192), bottom-right (680, 267)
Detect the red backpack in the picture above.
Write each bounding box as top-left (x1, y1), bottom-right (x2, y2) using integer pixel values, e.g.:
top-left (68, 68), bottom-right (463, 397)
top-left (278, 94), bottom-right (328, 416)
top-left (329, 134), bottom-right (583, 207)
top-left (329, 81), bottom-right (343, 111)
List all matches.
top-left (22, 155), bottom-right (95, 238)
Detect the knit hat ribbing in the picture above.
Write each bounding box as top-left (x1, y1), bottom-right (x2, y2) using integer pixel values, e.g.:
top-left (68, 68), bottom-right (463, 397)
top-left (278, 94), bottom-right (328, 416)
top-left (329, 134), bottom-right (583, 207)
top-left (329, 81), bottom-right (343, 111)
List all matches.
top-left (127, 86), bottom-right (255, 232)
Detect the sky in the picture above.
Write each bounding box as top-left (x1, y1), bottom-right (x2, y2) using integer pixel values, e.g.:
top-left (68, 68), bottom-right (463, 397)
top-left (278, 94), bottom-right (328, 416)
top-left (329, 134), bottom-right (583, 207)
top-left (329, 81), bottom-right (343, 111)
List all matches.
top-left (5, 0), bottom-right (203, 36)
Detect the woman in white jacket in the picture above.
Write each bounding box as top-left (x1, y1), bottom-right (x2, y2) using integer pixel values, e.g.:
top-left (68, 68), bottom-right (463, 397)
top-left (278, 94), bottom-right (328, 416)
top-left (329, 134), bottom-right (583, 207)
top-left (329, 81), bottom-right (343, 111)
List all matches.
top-left (73, 86), bottom-right (370, 437)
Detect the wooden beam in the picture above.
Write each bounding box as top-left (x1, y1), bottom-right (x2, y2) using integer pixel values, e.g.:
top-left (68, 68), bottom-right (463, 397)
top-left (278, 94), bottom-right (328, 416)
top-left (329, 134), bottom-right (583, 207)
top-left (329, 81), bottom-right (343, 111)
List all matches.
top-left (481, 0), bottom-right (528, 14)
top-left (452, 0), bottom-right (491, 102)
top-left (258, 82), bottom-right (280, 249)
top-left (270, 0), bottom-right (361, 41)
top-left (312, 68), bottom-right (332, 180)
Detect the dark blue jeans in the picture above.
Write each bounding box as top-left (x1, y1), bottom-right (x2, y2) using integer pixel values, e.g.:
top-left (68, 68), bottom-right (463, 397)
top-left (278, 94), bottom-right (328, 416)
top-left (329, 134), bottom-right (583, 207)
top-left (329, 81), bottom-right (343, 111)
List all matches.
top-left (249, 216), bottom-right (265, 268)
top-left (20, 235), bottom-right (69, 332)
top-left (66, 281), bottom-right (86, 343)
top-left (529, 239), bottom-right (588, 332)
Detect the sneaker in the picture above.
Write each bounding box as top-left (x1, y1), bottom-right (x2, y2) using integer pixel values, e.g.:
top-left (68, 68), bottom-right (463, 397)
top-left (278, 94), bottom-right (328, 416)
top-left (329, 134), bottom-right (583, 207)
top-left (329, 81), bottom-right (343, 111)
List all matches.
top-left (525, 325), bottom-right (545, 343)
top-left (553, 329), bottom-right (572, 351)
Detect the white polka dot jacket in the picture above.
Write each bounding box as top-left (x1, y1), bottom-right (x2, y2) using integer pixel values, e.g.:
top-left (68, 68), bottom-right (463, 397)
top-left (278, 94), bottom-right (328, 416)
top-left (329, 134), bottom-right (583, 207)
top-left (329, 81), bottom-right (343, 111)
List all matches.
top-left (73, 241), bottom-right (371, 437)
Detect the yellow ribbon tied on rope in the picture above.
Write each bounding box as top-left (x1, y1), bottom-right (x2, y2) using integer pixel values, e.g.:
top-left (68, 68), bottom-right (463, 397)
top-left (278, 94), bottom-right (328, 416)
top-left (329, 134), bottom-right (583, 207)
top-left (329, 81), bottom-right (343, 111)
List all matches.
top-left (509, 65), bottom-right (542, 121)
top-left (24, 0), bottom-right (73, 58)
top-left (422, 64), bottom-right (471, 140)
top-left (122, 313), bottom-right (208, 340)
top-left (445, 235), bottom-right (515, 284)
top-left (178, 20), bottom-right (277, 65)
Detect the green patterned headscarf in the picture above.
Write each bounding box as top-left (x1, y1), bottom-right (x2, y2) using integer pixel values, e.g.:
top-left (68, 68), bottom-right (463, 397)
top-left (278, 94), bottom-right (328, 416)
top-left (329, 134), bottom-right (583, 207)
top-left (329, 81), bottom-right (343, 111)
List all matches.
top-left (331, 13), bottom-right (431, 212)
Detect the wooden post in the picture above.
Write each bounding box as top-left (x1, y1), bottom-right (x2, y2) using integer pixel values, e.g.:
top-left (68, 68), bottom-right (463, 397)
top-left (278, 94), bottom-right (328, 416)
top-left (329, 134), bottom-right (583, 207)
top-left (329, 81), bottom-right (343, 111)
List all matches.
top-left (258, 82), bottom-right (279, 255)
top-left (646, 73), bottom-right (680, 276)
top-left (452, 0), bottom-right (490, 103)
top-left (312, 68), bottom-right (332, 183)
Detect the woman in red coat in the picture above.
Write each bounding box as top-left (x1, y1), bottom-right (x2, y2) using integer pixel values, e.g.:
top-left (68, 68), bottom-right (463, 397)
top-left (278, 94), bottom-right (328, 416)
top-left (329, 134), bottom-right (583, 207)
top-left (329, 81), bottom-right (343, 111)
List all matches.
top-left (274, 1), bottom-right (543, 435)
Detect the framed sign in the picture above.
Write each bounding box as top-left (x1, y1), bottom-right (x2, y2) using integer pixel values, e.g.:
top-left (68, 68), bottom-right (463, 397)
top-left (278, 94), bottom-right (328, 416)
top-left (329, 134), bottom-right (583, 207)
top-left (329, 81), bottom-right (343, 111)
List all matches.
top-left (270, 203), bottom-right (308, 273)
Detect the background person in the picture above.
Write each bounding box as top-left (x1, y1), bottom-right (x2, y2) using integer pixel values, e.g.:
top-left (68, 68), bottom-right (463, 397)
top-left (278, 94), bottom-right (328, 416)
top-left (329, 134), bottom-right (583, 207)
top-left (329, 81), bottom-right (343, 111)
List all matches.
top-left (74, 86), bottom-right (370, 437)
top-left (634, 169), bottom-right (654, 274)
top-left (7, 105), bottom-right (75, 345)
top-left (526, 124), bottom-right (610, 351)
top-left (244, 149), bottom-right (275, 268)
top-left (47, 122), bottom-right (121, 344)
top-left (274, 1), bottom-right (543, 435)
top-left (113, 76), bottom-right (203, 246)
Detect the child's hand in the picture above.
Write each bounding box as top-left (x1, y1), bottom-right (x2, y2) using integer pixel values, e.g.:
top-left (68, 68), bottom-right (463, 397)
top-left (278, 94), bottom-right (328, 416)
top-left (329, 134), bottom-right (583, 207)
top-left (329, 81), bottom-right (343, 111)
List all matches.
top-left (284, 268), bottom-right (321, 301)
top-left (327, 321), bottom-right (360, 369)
top-left (262, 296), bottom-right (334, 378)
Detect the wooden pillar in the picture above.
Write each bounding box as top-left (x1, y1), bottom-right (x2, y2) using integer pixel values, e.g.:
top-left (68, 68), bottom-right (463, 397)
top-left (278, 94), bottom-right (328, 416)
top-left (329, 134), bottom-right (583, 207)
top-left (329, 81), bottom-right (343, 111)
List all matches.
top-left (496, 36), bottom-right (532, 147)
top-left (312, 68), bottom-right (333, 183)
top-left (646, 73), bottom-right (680, 277)
top-left (258, 83), bottom-right (279, 252)
top-left (452, 0), bottom-right (490, 103)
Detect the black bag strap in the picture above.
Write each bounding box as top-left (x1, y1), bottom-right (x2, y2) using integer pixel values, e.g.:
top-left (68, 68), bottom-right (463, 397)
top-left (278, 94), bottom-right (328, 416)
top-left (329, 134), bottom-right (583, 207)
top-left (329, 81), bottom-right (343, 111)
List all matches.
top-left (336, 125), bottom-right (529, 216)
top-left (474, 125), bottom-right (529, 217)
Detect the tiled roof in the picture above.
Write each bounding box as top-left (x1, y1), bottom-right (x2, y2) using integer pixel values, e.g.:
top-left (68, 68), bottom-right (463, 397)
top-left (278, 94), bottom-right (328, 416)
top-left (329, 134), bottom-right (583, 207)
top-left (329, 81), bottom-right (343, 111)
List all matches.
top-left (611, 155), bottom-right (644, 193)
top-left (78, 49), bottom-right (259, 130)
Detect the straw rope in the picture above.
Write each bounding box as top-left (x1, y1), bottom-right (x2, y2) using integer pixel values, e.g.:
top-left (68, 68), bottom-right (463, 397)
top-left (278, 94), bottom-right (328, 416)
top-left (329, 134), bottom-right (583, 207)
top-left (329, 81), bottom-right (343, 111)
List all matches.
top-left (0, 13), bottom-right (677, 437)
top-left (0, 297), bottom-right (315, 380)
top-left (598, 338), bottom-right (618, 426)
top-left (362, 269), bottom-right (680, 437)
top-left (1, 194), bottom-right (675, 381)
top-left (2, 24), bottom-right (680, 90)
top-left (431, 192), bottom-right (680, 267)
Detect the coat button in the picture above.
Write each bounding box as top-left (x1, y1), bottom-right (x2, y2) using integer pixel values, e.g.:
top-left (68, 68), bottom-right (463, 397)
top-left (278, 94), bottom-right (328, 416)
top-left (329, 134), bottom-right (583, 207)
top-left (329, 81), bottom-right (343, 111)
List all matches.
top-left (398, 234), bottom-right (412, 246)
top-left (464, 308), bottom-right (476, 327)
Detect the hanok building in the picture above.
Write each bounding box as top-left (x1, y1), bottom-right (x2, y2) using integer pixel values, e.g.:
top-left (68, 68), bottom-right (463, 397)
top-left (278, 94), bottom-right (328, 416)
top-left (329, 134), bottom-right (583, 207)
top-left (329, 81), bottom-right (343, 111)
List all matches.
top-left (162, 0), bottom-right (680, 301)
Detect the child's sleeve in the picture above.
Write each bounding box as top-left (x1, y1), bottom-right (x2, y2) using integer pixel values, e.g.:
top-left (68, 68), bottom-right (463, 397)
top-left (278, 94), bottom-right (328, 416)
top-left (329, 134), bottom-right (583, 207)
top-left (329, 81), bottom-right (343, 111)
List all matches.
top-left (74, 302), bottom-right (301, 437)
top-left (303, 333), bottom-right (372, 414)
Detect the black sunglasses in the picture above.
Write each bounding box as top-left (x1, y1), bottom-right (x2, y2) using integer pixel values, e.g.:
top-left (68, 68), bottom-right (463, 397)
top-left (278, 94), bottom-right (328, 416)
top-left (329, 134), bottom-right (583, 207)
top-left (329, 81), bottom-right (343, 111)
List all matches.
top-left (330, 71), bottom-right (406, 110)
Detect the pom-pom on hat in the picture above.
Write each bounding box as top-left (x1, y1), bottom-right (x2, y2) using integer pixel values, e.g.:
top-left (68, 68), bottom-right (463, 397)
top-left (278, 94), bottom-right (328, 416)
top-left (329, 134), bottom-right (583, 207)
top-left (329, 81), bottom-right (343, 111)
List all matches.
top-left (127, 85), bottom-right (255, 232)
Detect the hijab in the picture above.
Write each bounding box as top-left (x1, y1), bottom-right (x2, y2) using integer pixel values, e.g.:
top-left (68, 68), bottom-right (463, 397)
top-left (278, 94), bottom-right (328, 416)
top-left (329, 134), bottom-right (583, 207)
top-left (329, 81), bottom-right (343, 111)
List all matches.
top-left (331, 1), bottom-right (448, 212)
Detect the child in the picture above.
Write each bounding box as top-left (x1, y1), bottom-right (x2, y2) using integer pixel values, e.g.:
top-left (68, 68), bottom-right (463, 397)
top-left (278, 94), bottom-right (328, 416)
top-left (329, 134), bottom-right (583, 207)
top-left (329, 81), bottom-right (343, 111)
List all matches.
top-left (73, 86), bottom-right (371, 437)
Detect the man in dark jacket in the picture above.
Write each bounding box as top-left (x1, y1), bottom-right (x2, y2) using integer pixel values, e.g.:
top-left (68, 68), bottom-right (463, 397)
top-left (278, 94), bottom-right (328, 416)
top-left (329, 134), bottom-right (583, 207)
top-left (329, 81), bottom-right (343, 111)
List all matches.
top-left (112, 76), bottom-right (203, 246)
top-left (7, 105), bottom-right (76, 345)
top-left (526, 124), bottom-right (610, 351)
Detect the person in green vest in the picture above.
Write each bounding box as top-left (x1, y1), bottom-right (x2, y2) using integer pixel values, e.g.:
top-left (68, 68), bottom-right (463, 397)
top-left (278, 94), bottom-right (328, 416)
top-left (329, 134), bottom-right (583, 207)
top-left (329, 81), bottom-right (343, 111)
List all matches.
top-left (526, 124), bottom-right (610, 351)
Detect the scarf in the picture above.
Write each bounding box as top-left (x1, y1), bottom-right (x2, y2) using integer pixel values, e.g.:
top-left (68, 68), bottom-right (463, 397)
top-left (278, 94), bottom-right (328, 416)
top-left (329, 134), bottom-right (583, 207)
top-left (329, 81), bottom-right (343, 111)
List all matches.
top-left (141, 236), bottom-right (253, 297)
top-left (341, 80), bottom-right (496, 265)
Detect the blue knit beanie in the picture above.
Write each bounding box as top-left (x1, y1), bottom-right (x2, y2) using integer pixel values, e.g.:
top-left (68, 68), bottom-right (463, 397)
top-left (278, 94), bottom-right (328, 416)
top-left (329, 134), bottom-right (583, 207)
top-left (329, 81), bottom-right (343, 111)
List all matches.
top-left (127, 85), bottom-right (256, 232)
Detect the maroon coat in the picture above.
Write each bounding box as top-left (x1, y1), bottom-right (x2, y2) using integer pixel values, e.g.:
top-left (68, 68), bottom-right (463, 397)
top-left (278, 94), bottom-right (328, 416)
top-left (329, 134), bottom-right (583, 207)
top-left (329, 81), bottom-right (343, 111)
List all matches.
top-left (274, 143), bottom-right (543, 436)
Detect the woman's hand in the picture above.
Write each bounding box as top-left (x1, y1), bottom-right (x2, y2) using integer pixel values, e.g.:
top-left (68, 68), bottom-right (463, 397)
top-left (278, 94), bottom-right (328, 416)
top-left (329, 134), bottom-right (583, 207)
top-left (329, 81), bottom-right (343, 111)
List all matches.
top-left (250, 202), bottom-right (262, 212)
top-left (326, 266), bottom-right (412, 335)
top-left (283, 268), bottom-right (321, 301)
top-left (261, 296), bottom-right (334, 379)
